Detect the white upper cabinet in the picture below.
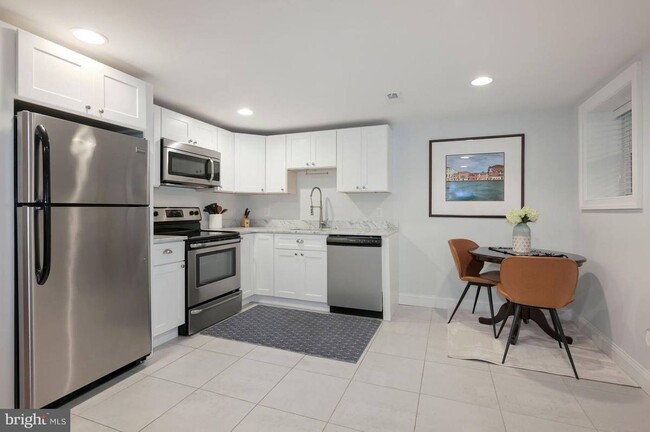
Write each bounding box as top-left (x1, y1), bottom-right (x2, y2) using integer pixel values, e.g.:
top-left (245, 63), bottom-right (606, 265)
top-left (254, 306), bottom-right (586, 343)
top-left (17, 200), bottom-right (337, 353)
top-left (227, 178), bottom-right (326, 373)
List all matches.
top-left (17, 30), bottom-right (147, 130)
top-left (266, 135), bottom-right (290, 193)
top-left (337, 125), bottom-right (391, 192)
top-left (94, 64), bottom-right (147, 129)
top-left (160, 108), bottom-right (217, 150)
top-left (311, 130), bottom-right (337, 168)
top-left (287, 130), bottom-right (337, 169)
top-left (234, 133), bottom-right (266, 193)
top-left (217, 127), bottom-right (235, 192)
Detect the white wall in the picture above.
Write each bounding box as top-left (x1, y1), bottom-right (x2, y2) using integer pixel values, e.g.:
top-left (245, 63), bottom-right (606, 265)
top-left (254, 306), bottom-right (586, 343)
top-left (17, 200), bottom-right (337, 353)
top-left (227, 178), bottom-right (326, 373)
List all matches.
top-left (0, 21), bottom-right (16, 409)
top-left (573, 49), bottom-right (650, 376)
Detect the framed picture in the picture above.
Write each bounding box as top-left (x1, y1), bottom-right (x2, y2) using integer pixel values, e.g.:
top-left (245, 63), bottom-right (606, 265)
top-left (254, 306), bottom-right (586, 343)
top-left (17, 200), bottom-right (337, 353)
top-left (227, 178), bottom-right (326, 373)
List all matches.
top-left (429, 134), bottom-right (524, 218)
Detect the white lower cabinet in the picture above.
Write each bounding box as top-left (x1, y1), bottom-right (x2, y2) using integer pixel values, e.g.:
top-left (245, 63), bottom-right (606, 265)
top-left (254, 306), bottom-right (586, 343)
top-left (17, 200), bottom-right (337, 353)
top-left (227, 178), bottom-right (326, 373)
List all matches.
top-left (274, 248), bottom-right (327, 302)
top-left (151, 255), bottom-right (185, 338)
top-left (253, 234), bottom-right (274, 295)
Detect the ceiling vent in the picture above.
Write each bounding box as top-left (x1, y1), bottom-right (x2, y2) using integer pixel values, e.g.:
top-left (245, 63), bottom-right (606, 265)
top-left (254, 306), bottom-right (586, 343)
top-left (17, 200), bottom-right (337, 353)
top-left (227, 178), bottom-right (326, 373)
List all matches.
top-left (386, 92), bottom-right (402, 104)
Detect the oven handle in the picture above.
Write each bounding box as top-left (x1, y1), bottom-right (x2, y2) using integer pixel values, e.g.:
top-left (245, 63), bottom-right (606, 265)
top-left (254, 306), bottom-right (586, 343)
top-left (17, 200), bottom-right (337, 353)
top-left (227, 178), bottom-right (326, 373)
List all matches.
top-left (190, 293), bottom-right (239, 315)
top-left (189, 239), bottom-right (241, 250)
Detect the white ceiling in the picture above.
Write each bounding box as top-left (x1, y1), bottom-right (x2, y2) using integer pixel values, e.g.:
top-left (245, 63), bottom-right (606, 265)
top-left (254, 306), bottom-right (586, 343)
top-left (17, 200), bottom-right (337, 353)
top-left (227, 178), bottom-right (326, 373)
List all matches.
top-left (1, 0), bottom-right (650, 133)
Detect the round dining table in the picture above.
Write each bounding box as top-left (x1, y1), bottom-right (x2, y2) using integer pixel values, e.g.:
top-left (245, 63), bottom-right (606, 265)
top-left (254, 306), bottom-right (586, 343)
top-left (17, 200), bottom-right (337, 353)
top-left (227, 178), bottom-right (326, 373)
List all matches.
top-left (469, 247), bottom-right (587, 345)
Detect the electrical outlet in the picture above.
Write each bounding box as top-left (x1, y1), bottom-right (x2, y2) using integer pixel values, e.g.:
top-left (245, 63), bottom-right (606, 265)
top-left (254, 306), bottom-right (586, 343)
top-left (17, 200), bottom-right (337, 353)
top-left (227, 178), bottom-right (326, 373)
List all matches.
top-left (376, 207), bottom-right (383, 217)
top-left (646, 329), bottom-right (650, 347)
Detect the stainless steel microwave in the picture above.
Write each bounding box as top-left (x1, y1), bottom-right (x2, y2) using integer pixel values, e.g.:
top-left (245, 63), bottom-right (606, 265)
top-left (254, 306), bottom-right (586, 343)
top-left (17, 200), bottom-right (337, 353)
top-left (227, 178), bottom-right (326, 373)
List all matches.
top-left (161, 139), bottom-right (221, 188)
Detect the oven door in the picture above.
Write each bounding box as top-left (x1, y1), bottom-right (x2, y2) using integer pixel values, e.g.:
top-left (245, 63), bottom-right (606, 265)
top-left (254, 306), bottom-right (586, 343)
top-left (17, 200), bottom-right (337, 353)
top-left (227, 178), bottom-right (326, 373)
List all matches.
top-left (161, 143), bottom-right (220, 188)
top-left (188, 239), bottom-right (241, 307)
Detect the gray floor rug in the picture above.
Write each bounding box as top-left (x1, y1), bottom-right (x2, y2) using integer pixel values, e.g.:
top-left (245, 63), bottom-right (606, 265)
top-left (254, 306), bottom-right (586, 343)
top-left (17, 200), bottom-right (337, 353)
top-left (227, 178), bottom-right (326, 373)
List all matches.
top-left (448, 309), bottom-right (638, 386)
top-left (201, 305), bottom-right (381, 363)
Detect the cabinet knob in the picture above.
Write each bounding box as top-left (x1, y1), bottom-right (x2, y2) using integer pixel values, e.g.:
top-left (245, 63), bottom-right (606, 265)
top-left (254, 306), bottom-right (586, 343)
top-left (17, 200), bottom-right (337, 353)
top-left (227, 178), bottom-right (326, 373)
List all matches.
top-left (362, 186), bottom-right (367, 189)
top-left (261, 188), bottom-right (264, 192)
top-left (181, 264), bottom-right (185, 268)
top-left (163, 249), bottom-right (173, 254)
top-left (301, 253), bottom-right (304, 256)
top-left (85, 105), bottom-right (91, 111)
top-left (305, 162), bottom-right (309, 166)
top-left (294, 252), bottom-right (298, 256)
top-left (281, 188), bottom-right (284, 192)
top-left (311, 162), bottom-right (315, 166)
top-left (356, 186), bottom-right (360, 190)
top-left (98, 108), bottom-right (105, 114)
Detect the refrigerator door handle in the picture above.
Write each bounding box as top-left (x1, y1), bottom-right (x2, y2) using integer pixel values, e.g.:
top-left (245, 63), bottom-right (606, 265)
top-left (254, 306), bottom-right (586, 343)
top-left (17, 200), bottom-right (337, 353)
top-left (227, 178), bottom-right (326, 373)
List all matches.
top-left (34, 124), bottom-right (52, 285)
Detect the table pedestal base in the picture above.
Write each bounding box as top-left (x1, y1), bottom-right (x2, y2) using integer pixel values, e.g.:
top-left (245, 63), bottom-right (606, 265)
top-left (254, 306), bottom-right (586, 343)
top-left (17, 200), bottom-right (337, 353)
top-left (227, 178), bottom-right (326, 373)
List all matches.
top-left (479, 303), bottom-right (573, 345)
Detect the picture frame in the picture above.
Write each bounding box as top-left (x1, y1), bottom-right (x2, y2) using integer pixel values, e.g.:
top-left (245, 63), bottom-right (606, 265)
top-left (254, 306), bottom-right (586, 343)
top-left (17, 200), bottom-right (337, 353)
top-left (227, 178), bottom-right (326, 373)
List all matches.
top-left (429, 134), bottom-right (524, 218)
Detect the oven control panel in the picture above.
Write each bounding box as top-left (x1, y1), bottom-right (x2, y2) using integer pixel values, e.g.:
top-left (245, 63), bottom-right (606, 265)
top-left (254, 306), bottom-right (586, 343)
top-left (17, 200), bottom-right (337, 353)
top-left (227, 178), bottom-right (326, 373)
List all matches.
top-left (153, 207), bottom-right (202, 222)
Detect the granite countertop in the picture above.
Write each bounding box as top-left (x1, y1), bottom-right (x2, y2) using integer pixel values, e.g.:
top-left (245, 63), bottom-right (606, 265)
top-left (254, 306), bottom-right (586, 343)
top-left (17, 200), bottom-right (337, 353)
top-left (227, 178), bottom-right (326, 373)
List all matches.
top-left (216, 220), bottom-right (398, 237)
top-left (153, 235), bottom-right (187, 244)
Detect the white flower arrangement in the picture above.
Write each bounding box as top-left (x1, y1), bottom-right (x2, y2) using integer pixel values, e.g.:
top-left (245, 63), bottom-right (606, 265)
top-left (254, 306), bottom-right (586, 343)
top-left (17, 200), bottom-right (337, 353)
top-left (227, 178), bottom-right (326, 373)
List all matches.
top-left (506, 207), bottom-right (539, 224)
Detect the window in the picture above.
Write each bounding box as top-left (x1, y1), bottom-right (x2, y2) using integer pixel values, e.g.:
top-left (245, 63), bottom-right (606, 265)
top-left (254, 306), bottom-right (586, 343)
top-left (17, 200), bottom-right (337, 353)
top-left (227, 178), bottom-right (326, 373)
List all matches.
top-left (579, 62), bottom-right (642, 210)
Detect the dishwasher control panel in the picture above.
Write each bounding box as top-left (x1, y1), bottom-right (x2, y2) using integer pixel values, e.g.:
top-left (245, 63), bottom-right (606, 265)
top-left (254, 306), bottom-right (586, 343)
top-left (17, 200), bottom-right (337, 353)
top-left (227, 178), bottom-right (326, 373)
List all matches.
top-left (326, 235), bottom-right (382, 247)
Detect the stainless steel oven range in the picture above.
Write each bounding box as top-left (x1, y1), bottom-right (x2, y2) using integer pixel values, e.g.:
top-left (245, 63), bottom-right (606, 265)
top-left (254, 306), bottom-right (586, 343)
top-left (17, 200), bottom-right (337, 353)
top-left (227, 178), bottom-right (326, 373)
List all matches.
top-left (154, 207), bottom-right (241, 335)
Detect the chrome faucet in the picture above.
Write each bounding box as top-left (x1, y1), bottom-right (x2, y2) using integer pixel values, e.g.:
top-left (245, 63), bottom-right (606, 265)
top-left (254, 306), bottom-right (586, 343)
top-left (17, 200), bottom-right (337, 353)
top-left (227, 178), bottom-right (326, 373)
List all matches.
top-left (309, 186), bottom-right (327, 229)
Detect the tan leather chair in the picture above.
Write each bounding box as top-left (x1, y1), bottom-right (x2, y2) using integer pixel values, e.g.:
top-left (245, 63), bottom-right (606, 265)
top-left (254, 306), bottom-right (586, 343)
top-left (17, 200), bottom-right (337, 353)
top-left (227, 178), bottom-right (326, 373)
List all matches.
top-left (497, 256), bottom-right (579, 379)
top-left (448, 239), bottom-right (500, 337)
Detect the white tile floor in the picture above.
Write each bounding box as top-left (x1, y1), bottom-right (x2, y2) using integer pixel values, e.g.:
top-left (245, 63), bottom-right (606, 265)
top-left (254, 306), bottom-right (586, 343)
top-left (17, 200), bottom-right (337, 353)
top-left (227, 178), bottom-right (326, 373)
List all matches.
top-left (67, 305), bottom-right (650, 432)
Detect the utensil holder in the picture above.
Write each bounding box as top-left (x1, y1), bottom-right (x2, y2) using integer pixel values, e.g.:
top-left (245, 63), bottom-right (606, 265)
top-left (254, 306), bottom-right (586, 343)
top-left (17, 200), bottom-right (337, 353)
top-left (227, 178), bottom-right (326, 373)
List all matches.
top-left (208, 214), bottom-right (223, 230)
top-left (241, 217), bottom-right (250, 228)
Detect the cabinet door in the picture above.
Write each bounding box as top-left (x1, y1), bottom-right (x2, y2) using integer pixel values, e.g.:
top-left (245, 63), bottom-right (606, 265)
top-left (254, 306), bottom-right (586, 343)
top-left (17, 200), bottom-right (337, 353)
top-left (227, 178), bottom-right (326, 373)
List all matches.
top-left (161, 108), bottom-right (192, 143)
top-left (217, 128), bottom-right (235, 192)
top-left (17, 30), bottom-right (94, 115)
top-left (266, 135), bottom-right (287, 193)
top-left (151, 261), bottom-right (185, 337)
top-left (311, 130), bottom-right (337, 168)
top-left (253, 234), bottom-right (275, 295)
top-left (336, 128), bottom-right (363, 192)
top-left (234, 133), bottom-right (266, 193)
top-left (191, 119), bottom-right (218, 151)
top-left (286, 133), bottom-right (312, 169)
top-left (302, 251), bottom-right (327, 302)
top-left (94, 63), bottom-right (147, 130)
top-left (274, 250), bottom-right (303, 299)
top-left (362, 125), bottom-right (390, 192)
top-left (240, 235), bottom-right (253, 299)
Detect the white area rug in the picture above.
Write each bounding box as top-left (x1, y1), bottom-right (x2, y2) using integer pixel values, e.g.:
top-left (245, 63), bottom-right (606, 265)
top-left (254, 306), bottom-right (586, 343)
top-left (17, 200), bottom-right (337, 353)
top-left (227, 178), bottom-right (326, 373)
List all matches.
top-left (448, 309), bottom-right (638, 386)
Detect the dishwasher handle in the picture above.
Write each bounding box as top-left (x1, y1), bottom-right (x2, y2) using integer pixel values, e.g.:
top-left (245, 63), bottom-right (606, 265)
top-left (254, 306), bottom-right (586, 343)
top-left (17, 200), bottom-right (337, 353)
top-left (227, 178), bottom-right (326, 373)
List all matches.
top-left (327, 235), bottom-right (382, 247)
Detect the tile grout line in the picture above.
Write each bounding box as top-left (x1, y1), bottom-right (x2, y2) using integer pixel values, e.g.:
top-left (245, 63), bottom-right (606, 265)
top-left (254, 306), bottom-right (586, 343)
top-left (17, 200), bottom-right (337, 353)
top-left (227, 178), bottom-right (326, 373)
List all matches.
top-left (488, 356), bottom-right (509, 431)
top-left (412, 311), bottom-right (433, 432)
top-left (73, 415), bottom-right (122, 432)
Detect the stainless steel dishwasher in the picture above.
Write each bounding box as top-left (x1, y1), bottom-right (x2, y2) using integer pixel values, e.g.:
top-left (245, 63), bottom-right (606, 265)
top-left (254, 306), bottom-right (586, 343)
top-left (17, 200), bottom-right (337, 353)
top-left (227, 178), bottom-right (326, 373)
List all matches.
top-left (327, 235), bottom-right (383, 318)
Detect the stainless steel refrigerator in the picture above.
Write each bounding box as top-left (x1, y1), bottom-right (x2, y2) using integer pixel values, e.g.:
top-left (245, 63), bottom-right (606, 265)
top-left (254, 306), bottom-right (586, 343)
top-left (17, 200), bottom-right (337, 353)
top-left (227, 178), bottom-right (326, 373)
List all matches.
top-left (15, 111), bottom-right (152, 408)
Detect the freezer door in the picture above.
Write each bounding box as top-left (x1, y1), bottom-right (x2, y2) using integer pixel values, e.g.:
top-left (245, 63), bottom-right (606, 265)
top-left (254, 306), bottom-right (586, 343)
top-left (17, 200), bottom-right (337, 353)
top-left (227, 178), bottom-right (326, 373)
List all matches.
top-left (17, 206), bottom-right (151, 408)
top-left (17, 111), bottom-right (148, 205)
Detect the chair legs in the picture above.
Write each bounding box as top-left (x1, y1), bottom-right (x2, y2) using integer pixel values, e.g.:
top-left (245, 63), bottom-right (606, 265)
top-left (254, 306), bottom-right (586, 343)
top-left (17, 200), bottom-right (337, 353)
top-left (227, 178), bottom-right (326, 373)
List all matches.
top-left (448, 282), bottom-right (472, 324)
top-left (549, 310), bottom-right (562, 348)
top-left (497, 301), bottom-right (513, 338)
top-left (486, 287), bottom-right (496, 338)
top-left (550, 309), bottom-right (579, 380)
top-left (472, 286), bottom-right (481, 313)
top-left (502, 303), bottom-right (522, 364)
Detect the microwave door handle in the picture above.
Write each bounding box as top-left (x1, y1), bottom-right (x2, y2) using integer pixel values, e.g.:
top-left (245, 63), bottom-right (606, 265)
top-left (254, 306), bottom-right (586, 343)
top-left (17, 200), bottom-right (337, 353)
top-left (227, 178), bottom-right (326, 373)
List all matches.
top-left (209, 159), bottom-right (215, 182)
top-left (34, 125), bottom-right (52, 285)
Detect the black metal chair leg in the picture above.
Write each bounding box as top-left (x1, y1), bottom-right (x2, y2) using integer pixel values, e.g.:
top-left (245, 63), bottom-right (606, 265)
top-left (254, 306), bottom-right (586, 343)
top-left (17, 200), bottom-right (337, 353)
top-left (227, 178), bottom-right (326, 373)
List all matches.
top-left (551, 309), bottom-right (579, 380)
top-left (448, 282), bottom-right (472, 324)
top-left (496, 301), bottom-right (513, 338)
top-left (472, 286), bottom-right (481, 314)
top-left (487, 286), bottom-right (496, 338)
top-left (549, 309), bottom-right (562, 348)
top-left (502, 304), bottom-right (521, 364)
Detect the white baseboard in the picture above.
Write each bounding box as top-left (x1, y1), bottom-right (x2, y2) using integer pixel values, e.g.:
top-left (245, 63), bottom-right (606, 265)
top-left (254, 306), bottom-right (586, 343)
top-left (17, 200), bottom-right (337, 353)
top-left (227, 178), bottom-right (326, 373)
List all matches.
top-left (251, 295), bottom-right (330, 313)
top-left (152, 328), bottom-right (178, 348)
top-left (575, 316), bottom-right (650, 394)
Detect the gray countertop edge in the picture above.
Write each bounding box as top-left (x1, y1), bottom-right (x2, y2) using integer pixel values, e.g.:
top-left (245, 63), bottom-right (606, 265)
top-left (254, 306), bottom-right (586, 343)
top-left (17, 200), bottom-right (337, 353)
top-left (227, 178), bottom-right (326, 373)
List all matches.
top-left (220, 227), bottom-right (398, 237)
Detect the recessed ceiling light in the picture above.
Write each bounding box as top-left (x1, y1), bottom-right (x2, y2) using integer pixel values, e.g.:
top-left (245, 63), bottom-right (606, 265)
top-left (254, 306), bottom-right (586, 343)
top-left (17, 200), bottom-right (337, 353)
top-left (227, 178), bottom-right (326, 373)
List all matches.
top-left (237, 108), bottom-right (253, 116)
top-left (71, 28), bottom-right (108, 45)
top-left (460, 156), bottom-right (471, 159)
top-left (460, 165), bottom-right (468, 168)
top-left (471, 76), bottom-right (493, 86)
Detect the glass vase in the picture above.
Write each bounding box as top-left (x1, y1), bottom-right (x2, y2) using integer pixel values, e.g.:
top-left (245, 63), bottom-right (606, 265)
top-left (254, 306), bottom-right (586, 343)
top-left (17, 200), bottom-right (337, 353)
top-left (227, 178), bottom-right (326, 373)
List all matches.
top-left (512, 222), bottom-right (531, 254)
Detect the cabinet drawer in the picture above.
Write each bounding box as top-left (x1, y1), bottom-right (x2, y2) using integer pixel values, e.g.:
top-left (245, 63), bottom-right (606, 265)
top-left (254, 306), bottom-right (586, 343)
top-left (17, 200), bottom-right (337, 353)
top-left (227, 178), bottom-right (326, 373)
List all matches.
top-left (274, 234), bottom-right (327, 251)
top-left (152, 242), bottom-right (185, 266)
